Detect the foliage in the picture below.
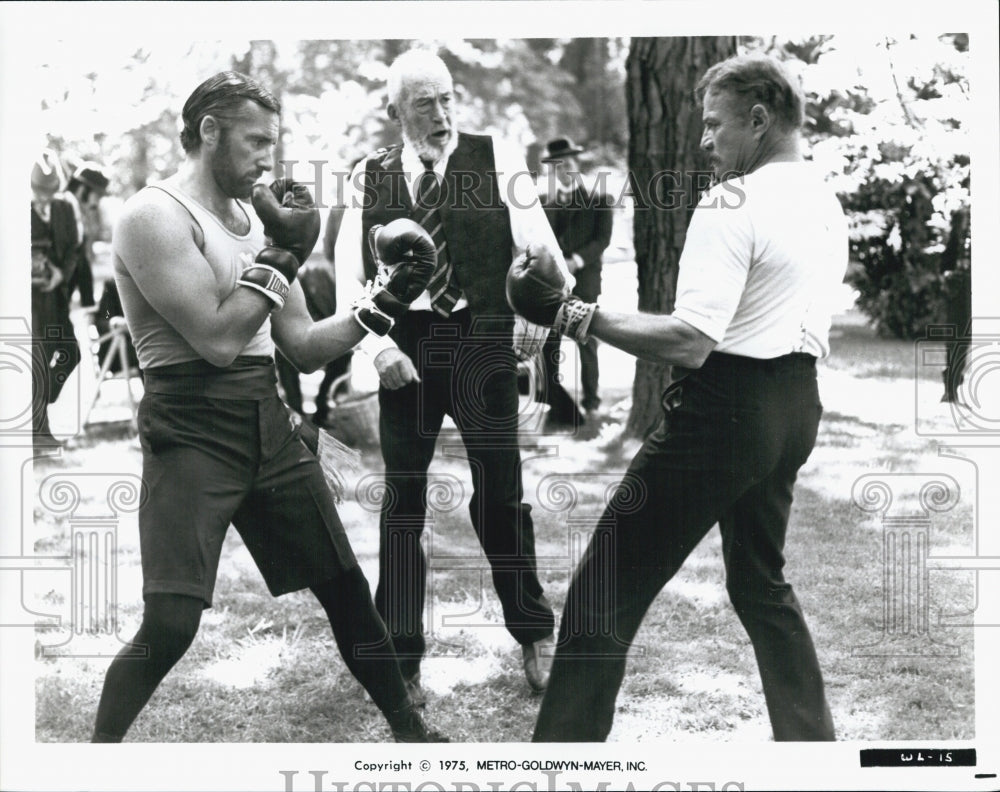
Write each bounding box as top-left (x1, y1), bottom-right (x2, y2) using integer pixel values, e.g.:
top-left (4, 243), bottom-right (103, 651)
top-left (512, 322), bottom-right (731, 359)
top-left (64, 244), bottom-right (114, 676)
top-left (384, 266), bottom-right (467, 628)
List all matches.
top-left (37, 38), bottom-right (629, 209)
top-left (36, 34), bottom-right (971, 341)
top-left (746, 34), bottom-right (971, 338)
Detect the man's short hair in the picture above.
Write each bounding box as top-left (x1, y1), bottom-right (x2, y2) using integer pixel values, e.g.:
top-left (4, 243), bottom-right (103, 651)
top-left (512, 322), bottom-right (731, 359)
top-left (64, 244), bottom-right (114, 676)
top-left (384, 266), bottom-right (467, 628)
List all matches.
top-left (180, 71), bottom-right (281, 153)
top-left (386, 49), bottom-right (452, 106)
top-left (696, 54), bottom-right (805, 131)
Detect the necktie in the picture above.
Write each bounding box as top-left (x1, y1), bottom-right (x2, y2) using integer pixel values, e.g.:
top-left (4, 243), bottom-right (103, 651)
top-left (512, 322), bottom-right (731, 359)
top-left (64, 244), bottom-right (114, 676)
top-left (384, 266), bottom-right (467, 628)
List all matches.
top-left (414, 160), bottom-right (462, 316)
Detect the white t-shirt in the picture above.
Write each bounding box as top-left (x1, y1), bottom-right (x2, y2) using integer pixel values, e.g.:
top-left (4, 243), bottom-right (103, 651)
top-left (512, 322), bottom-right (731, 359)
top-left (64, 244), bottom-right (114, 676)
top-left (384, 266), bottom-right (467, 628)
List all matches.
top-left (672, 161), bottom-right (848, 359)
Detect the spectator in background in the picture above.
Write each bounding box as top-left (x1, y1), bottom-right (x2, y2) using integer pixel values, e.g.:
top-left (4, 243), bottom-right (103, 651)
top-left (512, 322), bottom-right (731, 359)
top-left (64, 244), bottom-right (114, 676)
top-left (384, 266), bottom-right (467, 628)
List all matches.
top-left (30, 150), bottom-right (80, 447)
top-left (538, 137), bottom-right (613, 431)
top-left (62, 161), bottom-right (110, 309)
top-left (62, 160), bottom-right (142, 379)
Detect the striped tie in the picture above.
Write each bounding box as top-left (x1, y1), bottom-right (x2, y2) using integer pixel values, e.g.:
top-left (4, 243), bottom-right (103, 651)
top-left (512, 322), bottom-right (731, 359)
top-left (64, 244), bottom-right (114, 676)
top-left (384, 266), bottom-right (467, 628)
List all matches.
top-left (414, 160), bottom-right (462, 316)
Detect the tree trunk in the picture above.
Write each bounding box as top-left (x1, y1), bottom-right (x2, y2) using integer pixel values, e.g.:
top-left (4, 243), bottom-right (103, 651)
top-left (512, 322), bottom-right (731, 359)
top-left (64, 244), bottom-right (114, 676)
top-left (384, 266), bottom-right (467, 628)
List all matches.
top-left (624, 37), bottom-right (737, 438)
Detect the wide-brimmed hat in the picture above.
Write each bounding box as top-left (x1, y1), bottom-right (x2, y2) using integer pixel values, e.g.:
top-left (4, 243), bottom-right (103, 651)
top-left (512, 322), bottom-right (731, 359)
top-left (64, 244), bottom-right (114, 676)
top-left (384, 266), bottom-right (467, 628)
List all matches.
top-left (30, 150), bottom-right (64, 194)
top-left (73, 161), bottom-right (111, 194)
top-left (541, 137), bottom-right (586, 162)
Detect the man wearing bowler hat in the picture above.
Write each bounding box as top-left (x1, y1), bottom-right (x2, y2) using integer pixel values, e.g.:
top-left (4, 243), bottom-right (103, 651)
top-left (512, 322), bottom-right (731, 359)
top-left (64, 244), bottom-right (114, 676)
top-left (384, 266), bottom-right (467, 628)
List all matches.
top-left (538, 137), bottom-right (613, 432)
top-left (63, 161), bottom-right (111, 309)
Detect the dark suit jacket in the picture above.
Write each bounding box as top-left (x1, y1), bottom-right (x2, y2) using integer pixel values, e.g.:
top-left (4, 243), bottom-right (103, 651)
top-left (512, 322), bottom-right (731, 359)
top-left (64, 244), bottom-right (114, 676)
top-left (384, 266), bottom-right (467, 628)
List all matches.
top-left (31, 198), bottom-right (78, 289)
top-left (541, 185), bottom-right (613, 301)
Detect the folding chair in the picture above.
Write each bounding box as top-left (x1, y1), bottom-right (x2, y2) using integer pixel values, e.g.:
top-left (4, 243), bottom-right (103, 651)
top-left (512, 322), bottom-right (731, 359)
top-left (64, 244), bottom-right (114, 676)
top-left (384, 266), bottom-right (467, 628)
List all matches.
top-left (82, 312), bottom-right (141, 430)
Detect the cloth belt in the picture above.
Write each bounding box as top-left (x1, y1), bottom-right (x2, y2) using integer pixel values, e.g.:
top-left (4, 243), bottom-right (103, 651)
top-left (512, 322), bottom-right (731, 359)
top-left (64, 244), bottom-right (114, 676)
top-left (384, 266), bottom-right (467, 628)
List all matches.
top-left (142, 355), bottom-right (277, 399)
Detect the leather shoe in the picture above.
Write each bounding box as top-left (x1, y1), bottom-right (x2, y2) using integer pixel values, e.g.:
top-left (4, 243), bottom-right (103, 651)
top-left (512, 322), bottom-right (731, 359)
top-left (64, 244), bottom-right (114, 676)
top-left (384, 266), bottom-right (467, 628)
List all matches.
top-left (522, 634), bottom-right (555, 693)
top-left (388, 702), bottom-right (449, 743)
top-left (541, 415), bottom-right (577, 435)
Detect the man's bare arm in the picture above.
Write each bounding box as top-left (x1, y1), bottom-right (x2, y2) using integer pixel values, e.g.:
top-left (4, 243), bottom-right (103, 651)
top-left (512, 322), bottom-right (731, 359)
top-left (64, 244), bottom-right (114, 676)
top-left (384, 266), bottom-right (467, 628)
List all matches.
top-left (506, 245), bottom-right (717, 370)
top-left (115, 191), bottom-right (272, 367)
top-left (589, 310), bottom-right (717, 369)
top-left (270, 282), bottom-right (367, 374)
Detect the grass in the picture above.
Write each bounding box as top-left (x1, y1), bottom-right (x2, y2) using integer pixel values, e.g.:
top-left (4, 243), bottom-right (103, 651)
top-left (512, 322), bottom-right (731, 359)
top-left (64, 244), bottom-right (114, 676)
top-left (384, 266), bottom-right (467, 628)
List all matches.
top-left (32, 310), bottom-right (975, 743)
top-left (823, 311), bottom-right (942, 382)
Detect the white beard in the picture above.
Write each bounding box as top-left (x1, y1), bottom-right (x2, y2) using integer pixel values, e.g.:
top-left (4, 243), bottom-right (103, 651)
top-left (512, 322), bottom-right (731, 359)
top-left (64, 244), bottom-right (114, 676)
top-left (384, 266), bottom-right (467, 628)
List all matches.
top-left (402, 127), bottom-right (458, 166)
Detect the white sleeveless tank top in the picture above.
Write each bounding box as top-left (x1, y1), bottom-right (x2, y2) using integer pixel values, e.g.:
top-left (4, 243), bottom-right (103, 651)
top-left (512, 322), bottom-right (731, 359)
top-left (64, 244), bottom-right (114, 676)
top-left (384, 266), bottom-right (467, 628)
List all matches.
top-left (115, 181), bottom-right (274, 368)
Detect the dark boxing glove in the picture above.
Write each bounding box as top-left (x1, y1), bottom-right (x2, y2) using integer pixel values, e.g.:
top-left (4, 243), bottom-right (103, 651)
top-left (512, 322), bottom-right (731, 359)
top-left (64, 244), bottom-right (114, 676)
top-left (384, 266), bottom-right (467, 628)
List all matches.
top-left (240, 179), bottom-right (322, 309)
top-left (352, 219), bottom-right (437, 336)
top-left (370, 218), bottom-right (437, 315)
top-left (506, 244), bottom-right (598, 342)
top-left (251, 179), bottom-right (321, 265)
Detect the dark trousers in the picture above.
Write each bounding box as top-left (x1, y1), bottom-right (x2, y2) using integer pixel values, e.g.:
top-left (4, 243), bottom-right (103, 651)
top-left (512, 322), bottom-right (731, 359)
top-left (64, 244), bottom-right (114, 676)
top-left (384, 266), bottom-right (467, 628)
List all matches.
top-left (538, 331), bottom-right (584, 425)
top-left (537, 331), bottom-right (600, 419)
top-left (533, 351), bottom-right (835, 742)
top-left (31, 287), bottom-right (80, 438)
top-left (374, 309), bottom-right (555, 679)
top-left (578, 335), bottom-right (600, 411)
top-left (69, 250), bottom-right (95, 308)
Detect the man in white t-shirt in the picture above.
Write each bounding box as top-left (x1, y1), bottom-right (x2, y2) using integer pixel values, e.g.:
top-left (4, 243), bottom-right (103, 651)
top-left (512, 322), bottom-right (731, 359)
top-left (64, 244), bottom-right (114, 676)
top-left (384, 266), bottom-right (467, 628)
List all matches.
top-left (509, 53), bottom-right (846, 742)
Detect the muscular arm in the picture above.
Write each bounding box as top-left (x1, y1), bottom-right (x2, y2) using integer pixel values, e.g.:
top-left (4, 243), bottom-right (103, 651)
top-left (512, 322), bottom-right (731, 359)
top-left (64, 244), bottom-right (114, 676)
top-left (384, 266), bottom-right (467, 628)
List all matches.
top-left (589, 310), bottom-right (717, 369)
top-left (270, 281), bottom-right (366, 373)
top-left (115, 192), bottom-right (272, 367)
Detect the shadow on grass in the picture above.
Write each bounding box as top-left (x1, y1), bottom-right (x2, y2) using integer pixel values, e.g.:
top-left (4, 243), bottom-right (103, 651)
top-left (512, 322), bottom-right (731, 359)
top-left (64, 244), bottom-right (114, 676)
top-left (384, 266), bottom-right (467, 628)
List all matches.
top-left (33, 311), bottom-right (974, 743)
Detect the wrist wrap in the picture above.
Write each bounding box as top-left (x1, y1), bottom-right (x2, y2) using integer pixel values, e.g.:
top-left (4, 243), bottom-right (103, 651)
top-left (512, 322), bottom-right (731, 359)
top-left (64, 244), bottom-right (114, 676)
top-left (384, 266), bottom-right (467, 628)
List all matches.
top-left (351, 280), bottom-right (395, 336)
top-left (555, 298), bottom-right (598, 343)
top-left (238, 264), bottom-right (290, 310)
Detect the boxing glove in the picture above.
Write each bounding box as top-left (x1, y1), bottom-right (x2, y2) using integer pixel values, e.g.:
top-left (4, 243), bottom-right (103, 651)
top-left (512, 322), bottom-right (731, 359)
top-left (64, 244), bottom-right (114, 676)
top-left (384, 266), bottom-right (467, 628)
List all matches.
top-left (238, 247), bottom-right (298, 310)
top-left (506, 244), bottom-right (598, 343)
top-left (251, 178), bottom-right (321, 266)
top-left (370, 218), bottom-right (438, 315)
top-left (240, 180), bottom-right (321, 309)
top-left (352, 219), bottom-right (437, 336)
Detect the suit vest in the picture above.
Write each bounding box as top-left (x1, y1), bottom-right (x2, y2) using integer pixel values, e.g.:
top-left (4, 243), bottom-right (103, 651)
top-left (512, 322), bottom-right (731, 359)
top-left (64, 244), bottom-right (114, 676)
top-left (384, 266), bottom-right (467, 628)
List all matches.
top-left (360, 133), bottom-right (515, 336)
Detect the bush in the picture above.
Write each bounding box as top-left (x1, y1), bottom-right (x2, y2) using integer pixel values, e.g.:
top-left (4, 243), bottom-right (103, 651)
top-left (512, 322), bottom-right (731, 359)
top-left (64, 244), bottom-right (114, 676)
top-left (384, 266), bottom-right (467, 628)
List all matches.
top-left (800, 35), bottom-right (971, 339)
top-left (842, 163), bottom-right (968, 339)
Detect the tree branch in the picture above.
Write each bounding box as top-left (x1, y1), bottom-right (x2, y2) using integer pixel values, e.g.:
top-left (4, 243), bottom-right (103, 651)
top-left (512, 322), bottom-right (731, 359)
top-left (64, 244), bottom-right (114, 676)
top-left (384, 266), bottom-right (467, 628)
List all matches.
top-left (884, 37), bottom-right (920, 129)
